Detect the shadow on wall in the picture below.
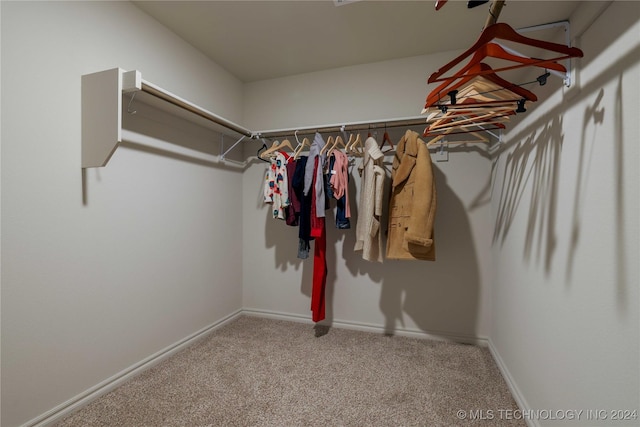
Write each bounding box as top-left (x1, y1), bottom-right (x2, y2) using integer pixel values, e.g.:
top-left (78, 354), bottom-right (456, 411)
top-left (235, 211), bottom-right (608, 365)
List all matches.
top-left (377, 166), bottom-right (480, 339)
top-left (490, 33), bottom-right (638, 301)
top-left (491, 115), bottom-right (565, 277)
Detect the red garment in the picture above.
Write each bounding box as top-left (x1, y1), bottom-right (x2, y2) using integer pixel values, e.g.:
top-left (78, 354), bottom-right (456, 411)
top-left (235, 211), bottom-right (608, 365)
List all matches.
top-left (310, 157), bottom-right (327, 322)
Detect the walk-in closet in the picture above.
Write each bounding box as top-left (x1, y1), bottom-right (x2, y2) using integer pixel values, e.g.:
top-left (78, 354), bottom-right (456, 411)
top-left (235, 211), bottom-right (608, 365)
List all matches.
top-left (1, 1), bottom-right (638, 426)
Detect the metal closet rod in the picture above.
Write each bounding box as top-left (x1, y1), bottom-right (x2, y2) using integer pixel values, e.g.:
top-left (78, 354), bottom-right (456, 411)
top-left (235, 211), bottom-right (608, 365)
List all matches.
top-left (138, 80), bottom-right (427, 141)
top-left (255, 116), bottom-right (428, 139)
top-left (140, 81), bottom-right (254, 138)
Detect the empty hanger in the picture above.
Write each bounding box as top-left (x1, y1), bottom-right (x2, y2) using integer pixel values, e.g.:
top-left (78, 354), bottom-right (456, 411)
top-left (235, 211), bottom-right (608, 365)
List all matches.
top-left (425, 63), bottom-right (538, 109)
top-left (428, 22), bottom-right (583, 84)
top-left (430, 42), bottom-right (567, 85)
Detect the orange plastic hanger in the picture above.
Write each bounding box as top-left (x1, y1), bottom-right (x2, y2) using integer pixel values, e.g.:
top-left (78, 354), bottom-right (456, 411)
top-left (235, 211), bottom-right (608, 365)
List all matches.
top-left (428, 22), bottom-right (583, 84)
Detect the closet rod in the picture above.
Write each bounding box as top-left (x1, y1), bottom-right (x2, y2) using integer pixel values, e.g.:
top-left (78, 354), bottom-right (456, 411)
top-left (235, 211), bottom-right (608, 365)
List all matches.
top-left (139, 81), bottom-right (254, 138)
top-left (484, 0), bottom-right (506, 29)
top-left (256, 116), bottom-right (428, 139)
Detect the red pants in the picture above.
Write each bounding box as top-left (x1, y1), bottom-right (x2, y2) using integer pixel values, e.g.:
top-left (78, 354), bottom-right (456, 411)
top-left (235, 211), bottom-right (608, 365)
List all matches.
top-left (310, 157), bottom-right (327, 322)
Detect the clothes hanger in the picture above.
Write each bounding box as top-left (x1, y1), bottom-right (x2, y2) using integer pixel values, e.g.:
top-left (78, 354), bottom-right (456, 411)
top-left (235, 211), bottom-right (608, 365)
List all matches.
top-left (327, 135), bottom-right (346, 157)
top-left (379, 130), bottom-right (394, 154)
top-left (429, 42), bottom-right (567, 84)
top-left (427, 104), bottom-right (516, 130)
top-left (426, 109), bottom-right (514, 133)
top-left (423, 84), bottom-right (528, 118)
top-left (258, 140), bottom-right (280, 159)
top-left (426, 128), bottom-right (488, 147)
top-left (256, 140), bottom-right (270, 163)
top-left (435, 0), bottom-right (448, 11)
top-left (293, 137), bottom-right (310, 160)
top-left (428, 22), bottom-right (584, 84)
top-left (347, 133), bottom-right (363, 157)
top-left (426, 83), bottom-right (520, 116)
top-left (425, 63), bottom-right (538, 109)
top-left (259, 139), bottom-right (295, 159)
top-left (424, 122), bottom-right (505, 139)
top-left (319, 135), bottom-right (335, 156)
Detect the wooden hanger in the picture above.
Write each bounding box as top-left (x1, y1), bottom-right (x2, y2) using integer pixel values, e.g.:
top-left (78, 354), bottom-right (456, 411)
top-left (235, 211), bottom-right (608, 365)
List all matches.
top-left (347, 133), bottom-right (363, 157)
top-left (259, 139), bottom-right (295, 159)
top-left (423, 80), bottom-right (528, 116)
top-left (424, 122), bottom-right (505, 139)
top-left (293, 137), bottom-right (310, 160)
top-left (435, 0), bottom-right (448, 11)
top-left (379, 131), bottom-right (394, 153)
top-left (428, 22), bottom-right (583, 84)
top-left (327, 135), bottom-right (347, 157)
top-left (430, 42), bottom-right (567, 84)
top-left (258, 140), bottom-right (279, 159)
top-left (425, 63), bottom-right (538, 109)
top-left (427, 109), bottom-right (513, 133)
top-left (426, 128), bottom-right (489, 147)
top-left (427, 103), bottom-right (516, 128)
top-left (319, 135), bottom-right (335, 156)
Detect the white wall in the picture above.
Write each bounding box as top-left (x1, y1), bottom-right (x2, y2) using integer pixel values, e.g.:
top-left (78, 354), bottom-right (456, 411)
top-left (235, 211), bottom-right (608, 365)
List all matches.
top-left (490, 2), bottom-right (640, 424)
top-left (1, 2), bottom-right (244, 426)
top-left (242, 54), bottom-right (495, 341)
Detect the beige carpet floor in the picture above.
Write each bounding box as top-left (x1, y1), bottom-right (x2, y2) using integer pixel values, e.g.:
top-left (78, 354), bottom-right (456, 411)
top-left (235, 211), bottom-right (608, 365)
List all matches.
top-left (55, 316), bottom-right (524, 426)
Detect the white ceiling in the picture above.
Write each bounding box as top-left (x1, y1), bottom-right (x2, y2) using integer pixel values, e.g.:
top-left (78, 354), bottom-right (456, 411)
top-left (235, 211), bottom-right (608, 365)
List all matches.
top-left (132, 0), bottom-right (583, 83)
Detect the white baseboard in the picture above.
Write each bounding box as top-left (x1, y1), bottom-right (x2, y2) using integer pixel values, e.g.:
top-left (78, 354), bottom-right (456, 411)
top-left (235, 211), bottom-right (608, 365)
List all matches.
top-left (487, 338), bottom-right (536, 427)
top-left (23, 309), bottom-right (243, 427)
top-left (242, 308), bottom-right (489, 346)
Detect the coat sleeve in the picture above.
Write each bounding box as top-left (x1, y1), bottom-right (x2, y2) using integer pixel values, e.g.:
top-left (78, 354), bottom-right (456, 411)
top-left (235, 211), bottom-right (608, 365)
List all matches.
top-left (403, 141), bottom-right (436, 249)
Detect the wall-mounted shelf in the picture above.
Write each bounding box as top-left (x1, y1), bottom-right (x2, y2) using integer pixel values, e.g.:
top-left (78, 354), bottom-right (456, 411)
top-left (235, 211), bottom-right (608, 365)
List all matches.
top-left (82, 68), bottom-right (499, 169)
top-left (81, 68), bottom-right (253, 168)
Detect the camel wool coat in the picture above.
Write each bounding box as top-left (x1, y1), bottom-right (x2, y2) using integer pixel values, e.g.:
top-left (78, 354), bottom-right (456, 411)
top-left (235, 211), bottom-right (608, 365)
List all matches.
top-left (386, 129), bottom-right (436, 261)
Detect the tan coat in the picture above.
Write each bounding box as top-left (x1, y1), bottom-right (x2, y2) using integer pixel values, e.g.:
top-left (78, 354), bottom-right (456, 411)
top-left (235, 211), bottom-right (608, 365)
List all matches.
top-left (386, 130), bottom-right (436, 261)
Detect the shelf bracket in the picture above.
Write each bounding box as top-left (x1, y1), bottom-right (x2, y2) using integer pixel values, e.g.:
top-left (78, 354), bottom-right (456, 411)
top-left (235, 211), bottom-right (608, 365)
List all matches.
top-left (81, 68), bottom-right (123, 168)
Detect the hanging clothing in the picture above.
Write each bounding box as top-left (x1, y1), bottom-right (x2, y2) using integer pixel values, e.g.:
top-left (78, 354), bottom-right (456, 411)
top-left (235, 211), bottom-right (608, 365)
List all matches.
top-left (354, 137), bottom-right (385, 263)
top-left (285, 159), bottom-right (301, 226)
top-left (310, 157), bottom-right (327, 322)
top-left (386, 129), bottom-right (436, 261)
top-left (292, 156), bottom-right (311, 259)
top-left (263, 152), bottom-right (290, 220)
top-left (304, 132), bottom-right (327, 217)
top-left (329, 150), bottom-right (351, 229)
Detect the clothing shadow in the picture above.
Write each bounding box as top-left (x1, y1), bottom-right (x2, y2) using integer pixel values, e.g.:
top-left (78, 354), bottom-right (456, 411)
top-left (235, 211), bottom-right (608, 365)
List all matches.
top-left (378, 166), bottom-right (480, 339)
